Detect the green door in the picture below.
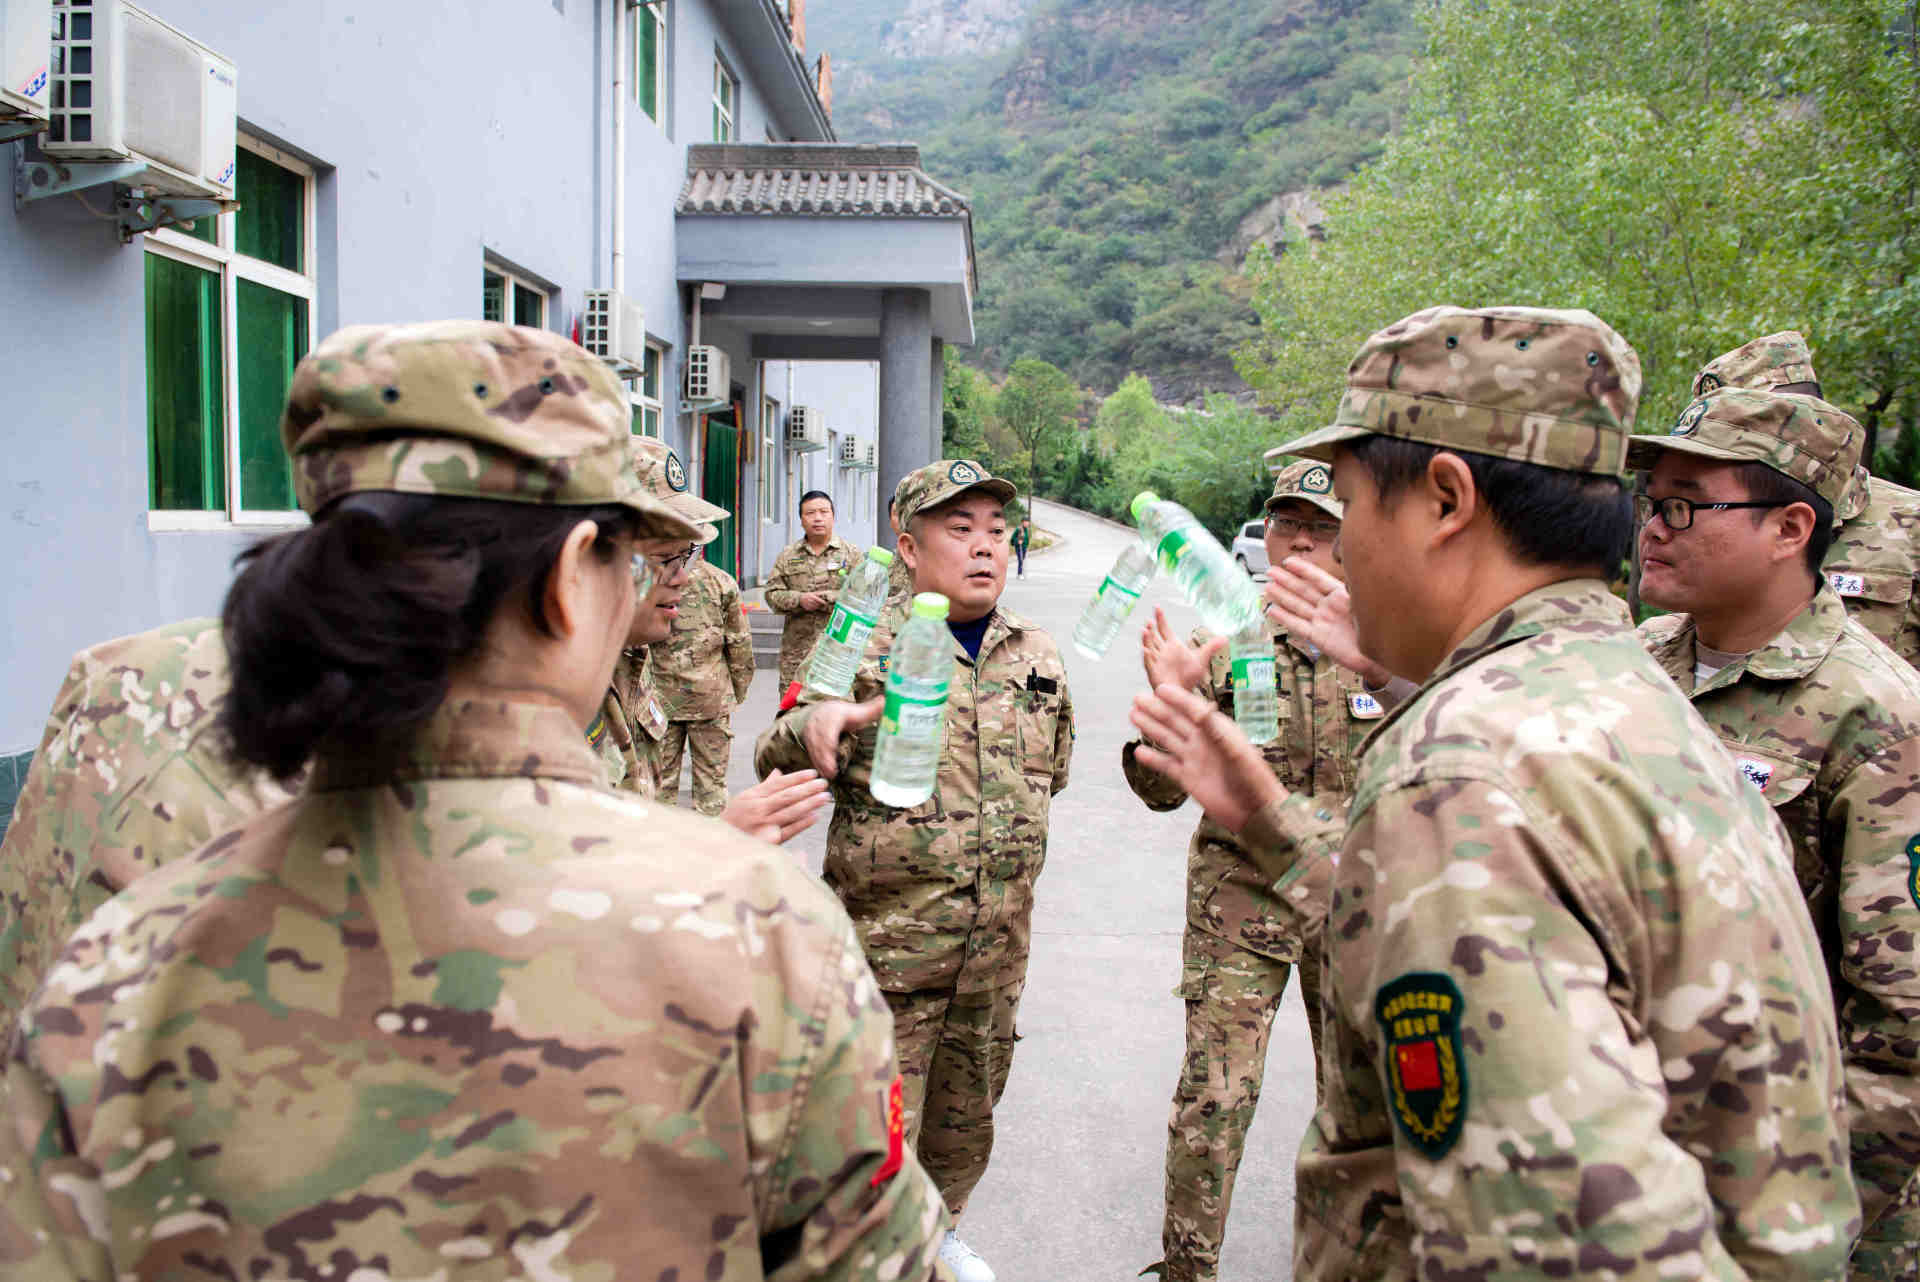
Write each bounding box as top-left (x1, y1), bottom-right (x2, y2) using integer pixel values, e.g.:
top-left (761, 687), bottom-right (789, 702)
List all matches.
top-left (703, 411), bottom-right (740, 578)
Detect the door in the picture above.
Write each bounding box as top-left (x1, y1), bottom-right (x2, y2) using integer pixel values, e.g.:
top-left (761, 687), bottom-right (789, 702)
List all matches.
top-left (703, 400), bottom-right (741, 578)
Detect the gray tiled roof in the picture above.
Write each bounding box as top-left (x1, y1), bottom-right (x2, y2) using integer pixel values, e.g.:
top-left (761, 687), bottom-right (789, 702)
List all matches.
top-left (677, 143), bottom-right (971, 217)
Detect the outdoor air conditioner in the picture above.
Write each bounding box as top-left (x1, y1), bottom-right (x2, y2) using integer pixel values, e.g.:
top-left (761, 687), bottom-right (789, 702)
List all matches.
top-left (861, 440), bottom-right (877, 470)
top-left (43, 0), bottom-right (236, 199)
top-left (1, 0), bottom-right (52, 131)
top-left (787, 405), bottom-right (826, 453)
top-left (839, 435), bottom-right (861, 467)
top-left (581, 289), bottom-right (646, 380)
top-left (684, 344), bottom-right (730, 404)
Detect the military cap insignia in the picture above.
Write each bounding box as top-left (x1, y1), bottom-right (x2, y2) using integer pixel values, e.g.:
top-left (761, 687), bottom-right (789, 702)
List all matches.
top-left (948, 460), bottom-right (983, 484)
top-left (1300, 465), bottom-right (1333, 494)
top-left (1376, 972), bottom-right (1467, 1159)
top-left (665, 451), bottom-right (689, 492)
top-left (1907, 836), bottom-right (1920, 912)
top-left (1673, 399), bottom-right (1709, 437)
top-left (1697, 372), bottom-right (1723, 393)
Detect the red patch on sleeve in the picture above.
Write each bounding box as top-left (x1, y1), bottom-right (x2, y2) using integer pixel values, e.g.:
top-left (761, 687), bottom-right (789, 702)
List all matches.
top-left (1396, 1041), bottom-right (1442, 1092)
top-left (779, 680), bottom-right (803, 712)
top-left (870, 1075), bottom-right (905, 1187)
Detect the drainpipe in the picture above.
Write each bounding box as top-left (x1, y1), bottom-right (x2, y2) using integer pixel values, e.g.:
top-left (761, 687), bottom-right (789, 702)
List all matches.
top-left (611, 1), bottom-right (627, 294)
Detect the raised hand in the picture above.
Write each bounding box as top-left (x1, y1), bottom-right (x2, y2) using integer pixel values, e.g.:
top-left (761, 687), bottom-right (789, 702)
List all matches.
top-left (801, 696), bottom-right (884, 778)
top-left (1129, 683), bottom-right (1285, 832)
top-left (1264, 557), bottom-right (1392, 687)
top-left (1140, 607), bottom-right (1226, 693)
top-left (722, 768), bottom-right (831, 844)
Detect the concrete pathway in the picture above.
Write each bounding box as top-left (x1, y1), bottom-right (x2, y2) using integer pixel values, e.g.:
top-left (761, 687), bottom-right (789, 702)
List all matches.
top-left (715, 498), bottom-right (1313, 1280)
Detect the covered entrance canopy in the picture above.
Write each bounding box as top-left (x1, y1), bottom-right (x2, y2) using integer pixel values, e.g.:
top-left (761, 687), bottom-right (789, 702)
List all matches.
top-left (675, 143), bottom-right (978, 534)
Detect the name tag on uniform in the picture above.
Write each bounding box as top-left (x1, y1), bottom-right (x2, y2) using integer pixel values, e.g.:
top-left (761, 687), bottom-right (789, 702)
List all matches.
top-left (826, 561), bottom-right (844, 572)
top-left (1829, 571), bottom-right (1866, 597)
top-left (1735, 757), bottom-right (1774, 792)
top-left (1349, 692), bottom-right (1385, 719)
top-left (646, 697), bottom-right (665, 724)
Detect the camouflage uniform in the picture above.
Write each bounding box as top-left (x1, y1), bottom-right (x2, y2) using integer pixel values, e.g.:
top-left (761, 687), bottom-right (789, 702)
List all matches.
top-left (767, 533), bottom-right (861, 688)
top-left (0, 319), bottom-right (951, 1280)
top-left (1631, 386), bottom-right (1920, 1279)
top-left (651, 558), bottom-right (755, 815)
top-left (756, 460), bottom-right (1074, 1217)
top-left (1250, 306), bottom-right (1859, 1279)
top-left (605, 646), bottom-right (670, 800)
top-left (1692, 331), bottom-right (1920, 667)
top-left (1120, 459), bottom-right (1371, 1282)
top-left (888, 547), bottom-right (916, 602)
top-left (0, 621), bottom-right (298, 1027)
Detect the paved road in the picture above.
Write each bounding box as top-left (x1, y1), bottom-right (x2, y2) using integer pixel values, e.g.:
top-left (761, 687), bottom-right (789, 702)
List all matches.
top-left (715, 498), bottom-right (1314, 1280)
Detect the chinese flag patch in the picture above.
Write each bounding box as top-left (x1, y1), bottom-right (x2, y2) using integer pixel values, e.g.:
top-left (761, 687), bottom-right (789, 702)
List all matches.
top-left (870, 1075), bottom-right (905, 1187)
top-left (1395, 1040), bottom-right (1442, 1092)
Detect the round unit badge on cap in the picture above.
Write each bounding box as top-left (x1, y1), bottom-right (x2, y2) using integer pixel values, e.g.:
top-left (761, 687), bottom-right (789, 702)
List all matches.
top-left (1672, 399), bottom-right (1709, 437)
top-left (665, 451), bottom-right (689, 492)
top-left (1301, 465), bottom-right (1333, 494)
top-left (1696, 372), bottom-right (1723, 393)
top-left (948, 460), bottom-right (982, 485)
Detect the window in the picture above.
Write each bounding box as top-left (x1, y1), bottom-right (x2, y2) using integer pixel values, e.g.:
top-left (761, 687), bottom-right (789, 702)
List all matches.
top-left (634, 0), bottom-right (667, 124)
top-left (143, 138), bottom-right (316, 523)
top-left (482, 263), bottom-right (547, 329)
top-left (760, 395), bottom-right (779, 521)
top-left (630, 341), bottom-right (665, 438)
top-left (712, 56), bottom-right (736, 141)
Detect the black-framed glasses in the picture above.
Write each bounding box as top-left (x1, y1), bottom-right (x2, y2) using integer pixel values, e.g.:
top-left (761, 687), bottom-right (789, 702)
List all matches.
top-left (1635, 494), bottom-right (1792, 531)
top-left (647, 543), bottom-right (703, 576)
top-left (1267, 514), bottom-right (1342, 542)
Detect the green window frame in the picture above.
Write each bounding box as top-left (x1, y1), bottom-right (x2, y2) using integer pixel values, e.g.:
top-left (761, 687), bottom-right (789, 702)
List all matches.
top-left (634, 0), bottom-right (666, 125)
top-left (482, 263), bottom-right (548, 330)
top-left (630, 341), bottom-right (665, 438)
top-left (143, 137), bottom-right (316, 526)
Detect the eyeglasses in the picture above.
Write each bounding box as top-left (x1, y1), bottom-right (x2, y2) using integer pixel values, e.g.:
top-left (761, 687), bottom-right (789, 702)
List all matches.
top-left (1634, 494), bottom-right (1792, 531)
top-left (1267, 515), bottom-right (1342, 542)
top-left (638, 542), bottom-right (702, 576)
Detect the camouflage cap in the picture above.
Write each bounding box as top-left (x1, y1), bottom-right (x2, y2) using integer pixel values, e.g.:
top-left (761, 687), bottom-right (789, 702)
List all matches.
top-left (1625, 387), bottom-right (1863, 510)
top-left (893, 459), bottom-right (1018, 527)
top-left (1691, 331), bottom-right (1819, 399)
top-left (282, 320), bottom-right (698, 539)
top-left (629, 435), bottom-right (729, 545)
top-left (1273, 305), bottom-right (1642, 478)
top-left (1266, 459), bottom-right (1343, 520)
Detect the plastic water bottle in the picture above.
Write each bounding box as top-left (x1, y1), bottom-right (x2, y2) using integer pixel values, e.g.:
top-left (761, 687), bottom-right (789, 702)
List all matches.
top-left (871, 593), bottom-right (953, 808)
top-left (804, 547), bottom-right (896, 697)
top-left (1131, 491), bottom-right (1265, 636)
top-left (1073, 542), bottom-right (1156, 659)
top-left (1228, 620), bottom-right (1279, 744)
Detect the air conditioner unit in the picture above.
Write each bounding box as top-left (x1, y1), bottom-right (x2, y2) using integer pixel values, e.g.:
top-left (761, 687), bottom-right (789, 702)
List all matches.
top-left (1, 0), bottom-right (52, 132)
top-left (581, 289), bottom-right (646, 379)
top-left (787, 405), bottom-right (826, 453)
top-left (684, 344), bottom-right (730, 405)
top-left (861, 440), bottom-right (877, 470)
top-left (43, 1), bottom-right (236, 200)
top-left (839, 435), bottom-right (861, 467)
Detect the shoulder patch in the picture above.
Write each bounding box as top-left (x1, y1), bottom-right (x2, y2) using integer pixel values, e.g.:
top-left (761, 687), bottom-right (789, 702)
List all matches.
top-left (1734, 757), bottom-right (1774, 792)
top-left (665, 451), bottom-right (689, 493)
top-left (1301, 465), bottom-right (1333, 494)
top-left (1829, 571), bottom-right (1866, 598)
top-left (1349, 692), bottom-right (1385, 719)
top-left (870, 1075), bottom-right (906, 1187)
top-left (948, 460), bottom-right (983, 484)
top-left (1907, 836), bottom-right (1920, 913)
top-left (1672, 398), bottom-right (1709, 436)
top-left (585, 711), bottom-right (607, 747)
top-left (1375, 972), bottom-right (1467, 1160)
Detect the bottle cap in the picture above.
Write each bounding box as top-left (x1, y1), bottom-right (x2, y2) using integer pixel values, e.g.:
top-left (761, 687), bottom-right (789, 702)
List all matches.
top-left (1129, 491), bottom-right (1161, 522)
top-left (911, 592), bottom-right (951, 620)
top-left (867, 546), bottom-right (895, 567)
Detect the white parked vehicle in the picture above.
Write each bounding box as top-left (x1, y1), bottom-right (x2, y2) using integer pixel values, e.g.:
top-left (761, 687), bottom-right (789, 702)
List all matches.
top-left (1231, 519), bottom-right (1268, 577)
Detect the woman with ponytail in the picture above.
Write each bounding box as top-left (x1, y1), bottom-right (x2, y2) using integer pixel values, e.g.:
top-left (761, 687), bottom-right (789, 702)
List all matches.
top-left (0, 320), bottom-right (949, 1281)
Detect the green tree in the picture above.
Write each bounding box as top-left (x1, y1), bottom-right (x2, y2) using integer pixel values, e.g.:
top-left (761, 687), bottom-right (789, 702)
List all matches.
top-left (997, 358), bottom-right (1083, 498)
top-left (1093, 372), bottom-right (1167, 454)
top-left (941, 348), bottom-right (997, 464)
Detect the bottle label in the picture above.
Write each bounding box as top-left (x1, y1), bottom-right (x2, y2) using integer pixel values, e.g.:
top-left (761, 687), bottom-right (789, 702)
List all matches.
top-left (1155, 528), bottom-right (1194, 574)
top-left (825, 603), bottom-right (877, 649)
top-left (882, 676), bottom-right (949, 741)
top-left (1099, 574), bottom-right (1142, 604)
top-left (1232, 653), bottom-right (1277, 697)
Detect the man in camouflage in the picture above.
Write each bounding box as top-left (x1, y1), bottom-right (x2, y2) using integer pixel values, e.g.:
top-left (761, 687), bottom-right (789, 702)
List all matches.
top-left (767, 490), bottom-right (861, 687)
top-left (1131, 305), bottom-right (1859, 1279)
top-left (0, 622), bottom-right (298, 1027)
top-left (1122, 459), bottom-right (1371, 1282)
top-left (0, 319), bottom-right (950, 1280)
top-left (649, 537), bottom-right (755, 816)
top-left (1691, 331), bottom-right (1920, 667)
top-left (756, 459), bottom-right (1073, 1282)
top-left (1631, 383), bottom-right (1920, 1279)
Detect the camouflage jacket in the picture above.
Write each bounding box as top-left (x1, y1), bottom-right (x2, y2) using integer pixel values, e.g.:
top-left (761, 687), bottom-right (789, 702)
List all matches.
top-left (1242, 580), bottom-right (1856, 1280)
top-left (1640, 585), bottom-right (1920, 1230)
top-left (651, 560), bottom-right (755, 722)
top-left (0, 699), bottom-right (950, 1281)
top-left (755, 601), bottom-right (1074, 993)
top-left (598, 648), bottom-right (669, 800)
top-left (1121, 626), bottom-right (1373, 963)
top-left (1824, 474), bottom-right (1920, 668)
top-left (0, 620), bottom-right (297, 1026)
top-left (766, 535), bottom-right (860, 674)
top-left (887, 552), bottom-right (914, 604)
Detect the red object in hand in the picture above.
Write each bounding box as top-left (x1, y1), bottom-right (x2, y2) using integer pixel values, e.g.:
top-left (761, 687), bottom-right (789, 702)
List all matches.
top-left (779, 680), bottom-right (802, 712)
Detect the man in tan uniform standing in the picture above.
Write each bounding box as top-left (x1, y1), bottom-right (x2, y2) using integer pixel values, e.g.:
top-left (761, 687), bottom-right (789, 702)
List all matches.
top-left (1122, 459), bottom-right (1371, 1282)
top-left (757, 460), bottom-right (1073, 1282)
top-left (650, 537), bottom-right (755, 815)
top-left (767, 490), bottom-right (860, 687)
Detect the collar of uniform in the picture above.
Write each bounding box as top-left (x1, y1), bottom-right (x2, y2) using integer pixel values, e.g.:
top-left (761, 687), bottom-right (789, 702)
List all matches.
top-left (801, 535), bottom-right (850, 558)
top-left (308, 698), bottom-right (602, 792)
top-left (1739, 583), bottom-right (1849, 681)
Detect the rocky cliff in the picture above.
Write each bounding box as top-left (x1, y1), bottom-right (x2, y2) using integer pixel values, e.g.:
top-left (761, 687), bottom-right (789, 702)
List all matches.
top-left (880, 0), bottom-right (1031, 58)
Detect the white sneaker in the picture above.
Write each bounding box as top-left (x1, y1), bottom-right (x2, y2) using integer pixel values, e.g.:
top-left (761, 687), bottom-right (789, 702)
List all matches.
top-left (938, 1229), bottom-right (997, 1282)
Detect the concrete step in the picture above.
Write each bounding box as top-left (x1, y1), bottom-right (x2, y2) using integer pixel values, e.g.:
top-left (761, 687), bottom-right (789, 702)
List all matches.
top-left (745, 607), bottom-right (782, 670)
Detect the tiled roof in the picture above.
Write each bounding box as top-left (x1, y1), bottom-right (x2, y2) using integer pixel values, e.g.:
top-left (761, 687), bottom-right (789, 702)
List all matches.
top-left (677, 143), bottom-right (971, 218)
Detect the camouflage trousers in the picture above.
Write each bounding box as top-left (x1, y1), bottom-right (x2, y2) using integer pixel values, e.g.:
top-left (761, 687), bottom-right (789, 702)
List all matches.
top-left (1853, 1172), bottom-right (1920, 1282)
top-left (884, 979), bottom-right (1024, 1216)
top-left (1159, 926), bottom-right (1321, 1282)
top-left (778, 615), bottom-right (829, 690)
top-left (658, 715), bottom-right (732, 816)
